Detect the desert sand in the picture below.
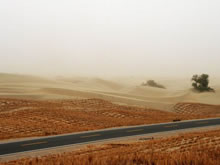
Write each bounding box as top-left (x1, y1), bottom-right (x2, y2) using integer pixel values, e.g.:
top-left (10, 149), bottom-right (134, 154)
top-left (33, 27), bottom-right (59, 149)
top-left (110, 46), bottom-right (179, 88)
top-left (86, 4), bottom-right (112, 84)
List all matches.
top-left (0, 73), bottom-right (220, 164)
top-left (0, 73), bottom-right (219, 111)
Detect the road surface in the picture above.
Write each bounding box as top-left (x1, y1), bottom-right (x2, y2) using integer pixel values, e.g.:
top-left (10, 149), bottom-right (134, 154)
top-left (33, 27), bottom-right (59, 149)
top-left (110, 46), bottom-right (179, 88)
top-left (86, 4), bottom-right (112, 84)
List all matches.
top-left (0, 118), bottom-right (220, 156)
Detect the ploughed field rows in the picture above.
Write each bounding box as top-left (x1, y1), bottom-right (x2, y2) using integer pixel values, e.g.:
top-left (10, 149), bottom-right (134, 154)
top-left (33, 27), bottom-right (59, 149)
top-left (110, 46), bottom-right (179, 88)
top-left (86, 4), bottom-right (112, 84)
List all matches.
top-left (1, 129), bottom-right (220, 165)
top-left (0, 98), bottom-right (219, 140)
top-left (173, 102), bottom-right (220, 116)
top-left (0, 98), bottom-right (189, 140)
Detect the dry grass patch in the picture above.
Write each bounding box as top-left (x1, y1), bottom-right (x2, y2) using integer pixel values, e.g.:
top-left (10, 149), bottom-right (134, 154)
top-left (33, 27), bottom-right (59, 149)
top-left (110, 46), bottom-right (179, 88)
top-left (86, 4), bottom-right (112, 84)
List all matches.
top-left (0, 98), bottom-right (219, 140)
top-left (1, 129), bottom-right (220, 165)
top-left (0, 98), bottom-right (186, 140)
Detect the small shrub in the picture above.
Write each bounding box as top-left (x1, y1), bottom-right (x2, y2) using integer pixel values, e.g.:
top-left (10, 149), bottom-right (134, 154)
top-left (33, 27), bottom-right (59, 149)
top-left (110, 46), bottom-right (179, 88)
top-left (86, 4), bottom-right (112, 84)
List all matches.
top-left (142, 80), bottom-right (166, 89)
top-left (191, 74), bottom-right (215, 92)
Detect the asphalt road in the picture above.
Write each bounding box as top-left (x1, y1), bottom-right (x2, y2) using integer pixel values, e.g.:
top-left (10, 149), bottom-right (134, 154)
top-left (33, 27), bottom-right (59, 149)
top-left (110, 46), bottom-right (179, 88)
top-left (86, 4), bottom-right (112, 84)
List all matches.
top-left (0, 118), bottom-right (220, 156)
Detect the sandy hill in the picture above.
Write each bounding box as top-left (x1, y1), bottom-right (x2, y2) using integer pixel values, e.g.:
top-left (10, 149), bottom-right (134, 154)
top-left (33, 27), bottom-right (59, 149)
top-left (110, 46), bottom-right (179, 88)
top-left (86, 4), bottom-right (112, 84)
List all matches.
top-left (0, 73), bottom-right (55, 84)
top-left (0, 73), bottom-right (219, 111)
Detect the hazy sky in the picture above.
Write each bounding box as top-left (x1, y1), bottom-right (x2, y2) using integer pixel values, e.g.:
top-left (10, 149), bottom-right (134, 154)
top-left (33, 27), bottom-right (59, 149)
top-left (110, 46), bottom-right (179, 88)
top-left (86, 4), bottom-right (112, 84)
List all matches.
top-left (0, 0), bottom-right (220, 77)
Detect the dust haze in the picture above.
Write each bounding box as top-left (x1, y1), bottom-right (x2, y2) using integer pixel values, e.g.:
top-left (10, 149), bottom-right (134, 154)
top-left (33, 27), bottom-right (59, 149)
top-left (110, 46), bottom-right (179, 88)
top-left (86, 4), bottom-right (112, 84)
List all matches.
top-left (0, 0), bottom-right (220, 78)
top-left (0, 0), bottom-right (220, 110)
top-left (1, 3), bottom-right (220, 162)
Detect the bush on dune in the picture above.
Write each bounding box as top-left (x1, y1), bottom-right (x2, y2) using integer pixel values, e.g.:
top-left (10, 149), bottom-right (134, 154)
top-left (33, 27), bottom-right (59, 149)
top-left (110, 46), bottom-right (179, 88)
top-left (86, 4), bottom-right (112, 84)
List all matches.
top-left (142, 80), bottom-right (166, 89)
top-left (191, 74), bottom-right (215, 92)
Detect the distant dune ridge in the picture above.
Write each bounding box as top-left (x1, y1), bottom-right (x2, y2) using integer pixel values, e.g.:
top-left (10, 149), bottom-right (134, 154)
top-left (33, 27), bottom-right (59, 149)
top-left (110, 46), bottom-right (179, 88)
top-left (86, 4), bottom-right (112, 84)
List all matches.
top-left (0, 73), bottom-right (219, 111)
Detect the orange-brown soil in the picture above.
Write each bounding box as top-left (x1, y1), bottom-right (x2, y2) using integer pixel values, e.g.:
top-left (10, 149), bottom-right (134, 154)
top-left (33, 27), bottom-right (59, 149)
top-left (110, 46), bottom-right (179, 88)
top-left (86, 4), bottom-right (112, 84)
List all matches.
top-left (1, 129), bottom-right (220, 165)
top-left (173, 102), bottom-right (220, 116)
top-left (0, 98), bottom-right (219, 140)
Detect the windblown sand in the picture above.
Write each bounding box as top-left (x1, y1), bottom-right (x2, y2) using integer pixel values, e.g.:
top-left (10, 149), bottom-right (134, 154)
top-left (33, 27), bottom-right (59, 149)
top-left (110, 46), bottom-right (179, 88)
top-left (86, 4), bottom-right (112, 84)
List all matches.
top-left (0, 73), bottom-right (219, 111)
top-left (0, 73), bottom-right (220, 164)
top-left (0, 73), bottom-right (219, 140)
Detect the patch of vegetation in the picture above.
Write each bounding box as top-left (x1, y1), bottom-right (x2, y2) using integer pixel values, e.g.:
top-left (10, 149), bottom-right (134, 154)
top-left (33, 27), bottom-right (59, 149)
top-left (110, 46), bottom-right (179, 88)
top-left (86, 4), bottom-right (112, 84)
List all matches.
top-left (191, 74), bottom-right (215, 92)
top-left (5, 130), bottom-right (220, 165)
top-left (142, 80), bottom-right (166, 89)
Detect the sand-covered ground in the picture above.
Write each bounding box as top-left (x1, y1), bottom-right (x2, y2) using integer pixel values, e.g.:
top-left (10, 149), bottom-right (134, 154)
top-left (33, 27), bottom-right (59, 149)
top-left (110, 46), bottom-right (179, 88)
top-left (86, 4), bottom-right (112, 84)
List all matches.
top-left (0, 73), bottom-right (220, 164)
top-left (0, 73), bottom-right (219, 140)
top-left (0, 73), bottom-right (219, 111)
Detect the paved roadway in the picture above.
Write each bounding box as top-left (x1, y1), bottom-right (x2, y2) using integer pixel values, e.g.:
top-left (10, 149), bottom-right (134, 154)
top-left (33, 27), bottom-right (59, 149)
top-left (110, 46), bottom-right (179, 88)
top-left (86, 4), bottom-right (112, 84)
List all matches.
top-left (0, 118), bottom-right (220, 156)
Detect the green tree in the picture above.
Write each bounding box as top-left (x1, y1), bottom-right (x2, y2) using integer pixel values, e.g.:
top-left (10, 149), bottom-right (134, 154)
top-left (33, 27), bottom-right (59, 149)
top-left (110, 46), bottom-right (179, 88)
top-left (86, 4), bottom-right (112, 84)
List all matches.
top-left (191, 74), bottom-right (214, 92)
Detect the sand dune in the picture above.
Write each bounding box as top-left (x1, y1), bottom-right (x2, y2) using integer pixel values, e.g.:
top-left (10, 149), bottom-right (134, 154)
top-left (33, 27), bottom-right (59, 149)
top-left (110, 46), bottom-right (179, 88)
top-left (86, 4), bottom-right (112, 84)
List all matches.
top-left (0, 73), bottom-right (219, 111)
